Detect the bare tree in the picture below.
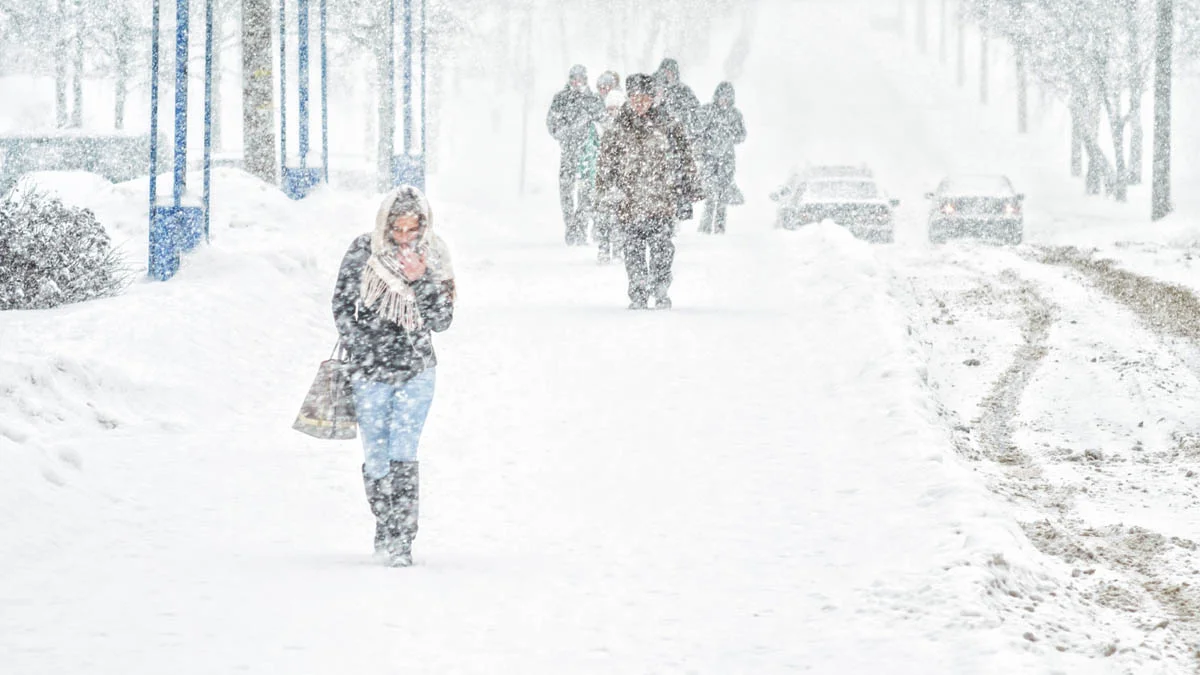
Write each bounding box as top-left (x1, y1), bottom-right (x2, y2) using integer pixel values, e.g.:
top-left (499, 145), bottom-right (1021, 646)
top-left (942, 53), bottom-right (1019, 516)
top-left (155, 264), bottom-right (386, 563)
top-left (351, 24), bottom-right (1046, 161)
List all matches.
top-left (966, 0), bottom-right (1155, 200)
top-left (84, 1), bottom-right (144, 130)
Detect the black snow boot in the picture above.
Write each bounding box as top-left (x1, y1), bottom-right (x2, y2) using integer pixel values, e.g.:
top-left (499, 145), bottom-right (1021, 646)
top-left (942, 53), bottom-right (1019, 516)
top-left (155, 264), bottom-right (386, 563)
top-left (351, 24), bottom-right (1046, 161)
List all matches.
top-left (386, 461), bottom-right (420, 567)
top-left (362, 464), bottom-right (395, 555)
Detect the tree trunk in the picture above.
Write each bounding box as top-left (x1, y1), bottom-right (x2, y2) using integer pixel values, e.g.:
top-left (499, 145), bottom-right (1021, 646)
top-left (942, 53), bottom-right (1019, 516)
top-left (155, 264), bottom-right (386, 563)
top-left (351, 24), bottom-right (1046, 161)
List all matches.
top-left (916, 0), bottom-right (927, 53)
top-left (1082, 92), bottom-right (1112, 196)
top-left (1128, 99), bottom-right (1144, 185)
top-left (980, 32), bottom-right (988, 104)
top-left (212, 26), bottom-right (223, 151)
top-left (956, 1), bottom-right (965, 86)
top-left (640, 12), bottom-right (661, 73)
top-left (1125, 0), bottom-right (1145, 187)
top-left (1070, 99), bottom-right (1083, 178)
top-left (518, 5), bottom-right (533, 195)
top-left (376, 39), bottom-right (394, 192)
top-left (1081, 92), bottom-right (1106, 194)
top-left (361, 58), bottom-right (375, 171)
top-left (606, 2), bottom-right (621, 65)
top-left (1016, 46), bottom-right (1027, 133)
top-left (114, 46), bottom-right (128, 130)
top-left (557, 2), bottom-right (570, 73)
top-left (1106, 99), bottom-right (1128, 201)
top-left (71, 0), bottom-right (83, 128)
top-left (1084, 138), bottom-right (1107, 195)
top-left (241, 0), bottom-right (277, 183)
top-left (939, 0), bottom-right (947, 63)
top-left (1152, 0), bottom-right (1172, 220)
top-left (55, 0), bottom-right (68, 127)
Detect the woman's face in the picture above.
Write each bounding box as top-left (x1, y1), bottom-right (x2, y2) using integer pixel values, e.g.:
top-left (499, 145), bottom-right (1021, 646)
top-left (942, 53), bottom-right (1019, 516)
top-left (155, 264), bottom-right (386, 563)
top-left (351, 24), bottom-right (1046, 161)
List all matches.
top-left (390, 214), bottom-right (421, 246)
top-left (630, 93), bottom-right (654, 116)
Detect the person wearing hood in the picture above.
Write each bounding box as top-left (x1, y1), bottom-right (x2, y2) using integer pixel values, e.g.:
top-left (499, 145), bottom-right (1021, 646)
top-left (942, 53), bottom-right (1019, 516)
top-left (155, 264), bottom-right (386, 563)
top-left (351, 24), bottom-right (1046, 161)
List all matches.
top-left (696, 82), bottom-right (747, 234)
top-left (331, 185), bottom-right (456, 567)
top-left (653, 58), bottom-right (702, 221)
top-left (593, 70), bottom-right (627, 263)
top-left (597, 73), bottom-right (700, 309)
top-left (596, 70), bottom-right (626, 130)
top-left (546, 64), bottom-right (607, 246)
top-left (653, 58), bottom-right (701, 141)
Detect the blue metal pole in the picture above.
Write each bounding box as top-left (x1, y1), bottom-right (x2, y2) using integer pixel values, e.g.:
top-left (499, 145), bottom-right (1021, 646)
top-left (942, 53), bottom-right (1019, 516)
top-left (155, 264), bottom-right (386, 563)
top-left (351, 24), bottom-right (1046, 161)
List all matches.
top-left (203, 0), bottom-right (213, 243)
top-left (173, 0), bottom-right (190, 207)
top-left (320, 0), bottom-right (328, 183)
top-left (387, 0), bottom-right (395, 184)
top-left (279, 0), bottom-right (286, 179)
top-left (297, 0), bottom-right (309, 168)
top-left (402, 0), bottom-right (413, 157)
top-left (149, 0), bottom-right (160, 219)
top-left (420, 0), bottom-right (426, 162)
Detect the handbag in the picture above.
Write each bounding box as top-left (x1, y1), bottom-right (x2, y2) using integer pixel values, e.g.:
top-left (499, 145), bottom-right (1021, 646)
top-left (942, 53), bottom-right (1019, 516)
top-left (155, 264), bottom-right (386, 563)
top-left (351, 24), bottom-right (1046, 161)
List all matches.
top-left (292, 341), bottom-right (358, 440)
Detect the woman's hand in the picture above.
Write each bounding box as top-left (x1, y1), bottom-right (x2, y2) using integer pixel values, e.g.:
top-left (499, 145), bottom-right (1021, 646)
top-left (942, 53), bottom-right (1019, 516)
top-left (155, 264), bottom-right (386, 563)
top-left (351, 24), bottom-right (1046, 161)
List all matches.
top-left (397, 246), bottom-right (427, 281)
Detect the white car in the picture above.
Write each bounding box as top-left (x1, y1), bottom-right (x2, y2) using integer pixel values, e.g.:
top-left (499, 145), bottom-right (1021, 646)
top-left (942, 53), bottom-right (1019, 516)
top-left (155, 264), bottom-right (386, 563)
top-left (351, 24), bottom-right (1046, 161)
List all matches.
top-left (775, 177), bottom-right (898, 243)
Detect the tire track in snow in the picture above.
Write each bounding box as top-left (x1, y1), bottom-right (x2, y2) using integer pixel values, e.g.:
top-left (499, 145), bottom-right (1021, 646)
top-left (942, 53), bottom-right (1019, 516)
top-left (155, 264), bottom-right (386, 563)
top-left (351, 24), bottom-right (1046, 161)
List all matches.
top-left (1035, 245), bottom-right (1200, 381)
top-left (974, 275), bottom-right (1053, 468)
top-left (897, 246), bottom-right (1200, 666)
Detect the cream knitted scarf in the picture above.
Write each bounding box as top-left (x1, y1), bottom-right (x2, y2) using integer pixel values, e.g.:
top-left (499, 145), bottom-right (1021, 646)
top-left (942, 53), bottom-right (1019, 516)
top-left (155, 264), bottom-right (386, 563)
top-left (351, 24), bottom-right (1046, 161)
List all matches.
top-left (359, 185), bottom-right (455, 331)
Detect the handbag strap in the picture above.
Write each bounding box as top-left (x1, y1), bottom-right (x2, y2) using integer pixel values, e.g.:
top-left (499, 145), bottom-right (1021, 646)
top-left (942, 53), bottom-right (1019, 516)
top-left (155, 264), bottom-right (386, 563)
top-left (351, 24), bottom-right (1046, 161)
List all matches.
top-left (330, 339), bottom-right (347, 361)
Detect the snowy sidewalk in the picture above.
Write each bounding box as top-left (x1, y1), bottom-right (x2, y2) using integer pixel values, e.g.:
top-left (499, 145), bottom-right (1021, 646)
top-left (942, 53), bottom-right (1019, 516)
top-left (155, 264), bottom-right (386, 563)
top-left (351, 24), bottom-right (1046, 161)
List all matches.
top-left (3, 206), bottom-right (1043, 673)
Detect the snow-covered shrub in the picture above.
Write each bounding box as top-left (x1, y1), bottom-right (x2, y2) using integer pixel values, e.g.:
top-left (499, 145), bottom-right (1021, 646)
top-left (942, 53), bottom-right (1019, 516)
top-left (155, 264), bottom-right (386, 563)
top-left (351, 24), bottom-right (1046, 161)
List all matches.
top-left (0, 190), bottom-right (130, 310)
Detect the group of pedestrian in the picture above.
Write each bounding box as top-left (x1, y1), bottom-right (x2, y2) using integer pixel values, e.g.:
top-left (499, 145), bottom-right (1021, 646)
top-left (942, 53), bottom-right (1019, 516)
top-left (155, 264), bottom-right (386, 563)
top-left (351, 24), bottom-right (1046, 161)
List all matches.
top-left (546, 58), bottom-right (747, 309)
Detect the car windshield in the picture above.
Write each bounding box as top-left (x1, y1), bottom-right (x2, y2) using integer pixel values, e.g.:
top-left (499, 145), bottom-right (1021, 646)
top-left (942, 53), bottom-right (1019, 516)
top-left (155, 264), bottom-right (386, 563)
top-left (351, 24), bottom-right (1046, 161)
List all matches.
top-left (805, 180), bottom-right (880, 200)
top-left (805, 165), bottom-right (871, 179)
top-left (938, 175), bottom-right (1014, 197)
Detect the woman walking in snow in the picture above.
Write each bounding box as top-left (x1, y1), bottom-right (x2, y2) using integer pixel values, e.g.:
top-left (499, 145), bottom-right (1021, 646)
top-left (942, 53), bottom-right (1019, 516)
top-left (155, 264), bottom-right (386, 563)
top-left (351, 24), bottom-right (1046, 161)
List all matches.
top-left (331, 185), bottom-right (456, 567)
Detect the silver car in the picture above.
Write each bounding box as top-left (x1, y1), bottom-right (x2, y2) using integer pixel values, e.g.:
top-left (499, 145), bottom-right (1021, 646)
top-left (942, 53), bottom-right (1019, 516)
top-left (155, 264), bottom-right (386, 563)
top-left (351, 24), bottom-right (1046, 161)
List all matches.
top-left (925, 175), bottom-right (1024, 244)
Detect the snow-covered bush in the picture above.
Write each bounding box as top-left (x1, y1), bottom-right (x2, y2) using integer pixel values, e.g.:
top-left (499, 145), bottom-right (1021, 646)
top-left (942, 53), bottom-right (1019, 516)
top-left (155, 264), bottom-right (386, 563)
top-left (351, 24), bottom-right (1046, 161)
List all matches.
top-left (0, 190), bottom-right (130, 310)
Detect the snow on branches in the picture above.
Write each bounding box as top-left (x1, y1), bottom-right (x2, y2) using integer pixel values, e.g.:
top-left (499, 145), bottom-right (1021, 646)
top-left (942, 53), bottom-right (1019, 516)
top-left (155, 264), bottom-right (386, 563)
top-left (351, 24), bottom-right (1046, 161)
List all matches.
top-left (0, 189), bottom-right (130, 311)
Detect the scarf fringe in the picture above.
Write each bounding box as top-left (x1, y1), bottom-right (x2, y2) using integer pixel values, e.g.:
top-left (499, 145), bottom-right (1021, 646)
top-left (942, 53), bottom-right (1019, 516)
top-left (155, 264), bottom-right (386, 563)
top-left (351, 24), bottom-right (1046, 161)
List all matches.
top-left (361, 258), bottom-right (423, 332)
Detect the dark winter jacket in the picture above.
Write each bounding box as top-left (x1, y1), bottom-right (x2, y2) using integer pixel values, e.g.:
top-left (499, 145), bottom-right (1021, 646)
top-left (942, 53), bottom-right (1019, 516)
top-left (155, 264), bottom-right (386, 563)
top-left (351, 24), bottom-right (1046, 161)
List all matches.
top-left (696, 83), bottom-right (746, 200)
top-left (596, 105), bottom-right (701, 225)
top-left (332, 233), bottom-right (455, 385)
top-left (546, 85), bottom-right (606, 153)
top-left (654, 60), bottom-right (702, 141)
top-left (658, 83), bottom-right (701, 139)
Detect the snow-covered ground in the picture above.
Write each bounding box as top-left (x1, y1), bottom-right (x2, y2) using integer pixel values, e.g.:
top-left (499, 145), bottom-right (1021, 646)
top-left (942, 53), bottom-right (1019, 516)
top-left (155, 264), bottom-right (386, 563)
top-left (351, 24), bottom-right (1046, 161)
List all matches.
top-left (6, 0), bottom-right (1200, 673)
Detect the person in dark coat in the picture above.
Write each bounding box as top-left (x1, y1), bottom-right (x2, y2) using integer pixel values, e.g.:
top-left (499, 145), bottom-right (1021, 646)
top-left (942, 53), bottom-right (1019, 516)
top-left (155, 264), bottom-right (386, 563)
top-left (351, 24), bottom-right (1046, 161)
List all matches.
top-left (653, 58), bottom-right (701, 139)
top-left (546, 64), bottom-right (606, 246)
top-left (696, 82), bottom-right (746, 234)
top-left (596, 73), bottom-right (701, 310)
top-left (594, 70), bottom-right (626, 263)
top-left (653, 58), bottom-right (703, 222)
top-left (331, 184), bottom-right (456, 567)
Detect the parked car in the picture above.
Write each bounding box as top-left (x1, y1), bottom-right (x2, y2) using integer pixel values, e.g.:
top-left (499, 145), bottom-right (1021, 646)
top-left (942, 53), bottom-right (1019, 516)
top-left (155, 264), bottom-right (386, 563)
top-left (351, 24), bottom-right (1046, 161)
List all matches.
top-left (771, 163), bottom-right (874, 203)
top-left (775, 177), bottom-right (899, 242)
top-left (925, 175), bottom-right (1024, 244)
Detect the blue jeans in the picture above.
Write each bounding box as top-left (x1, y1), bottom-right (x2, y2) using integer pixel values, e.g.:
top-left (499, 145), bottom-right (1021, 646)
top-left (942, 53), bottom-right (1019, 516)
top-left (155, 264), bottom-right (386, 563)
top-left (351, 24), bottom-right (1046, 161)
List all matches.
top-left (352, 369), bottom-right (436, 479)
